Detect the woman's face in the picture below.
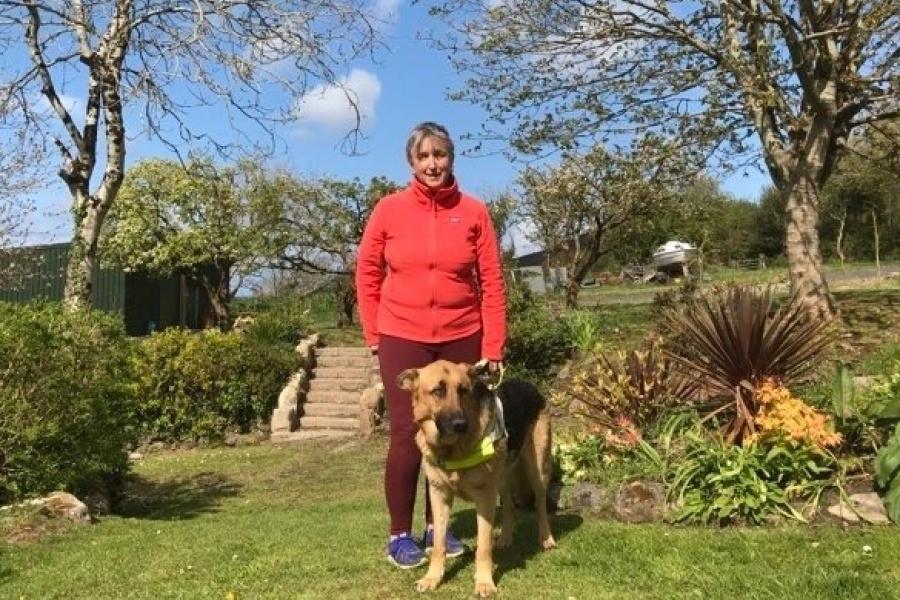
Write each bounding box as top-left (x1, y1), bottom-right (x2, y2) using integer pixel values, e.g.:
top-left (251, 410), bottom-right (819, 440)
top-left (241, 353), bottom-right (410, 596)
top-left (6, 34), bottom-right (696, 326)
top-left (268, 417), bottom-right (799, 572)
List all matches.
top-left (410, 135), bottom-right (453, 190)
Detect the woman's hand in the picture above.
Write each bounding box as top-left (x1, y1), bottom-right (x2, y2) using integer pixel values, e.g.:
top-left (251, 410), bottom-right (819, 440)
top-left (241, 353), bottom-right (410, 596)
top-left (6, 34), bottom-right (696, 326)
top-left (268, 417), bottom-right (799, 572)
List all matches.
top-left (370, 345), bottom-right (379, 355)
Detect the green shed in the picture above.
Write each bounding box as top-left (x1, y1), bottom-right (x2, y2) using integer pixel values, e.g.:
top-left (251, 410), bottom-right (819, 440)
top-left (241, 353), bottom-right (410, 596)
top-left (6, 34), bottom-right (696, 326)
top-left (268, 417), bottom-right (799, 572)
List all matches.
top-left (0, 242), bottom-right (216, 335)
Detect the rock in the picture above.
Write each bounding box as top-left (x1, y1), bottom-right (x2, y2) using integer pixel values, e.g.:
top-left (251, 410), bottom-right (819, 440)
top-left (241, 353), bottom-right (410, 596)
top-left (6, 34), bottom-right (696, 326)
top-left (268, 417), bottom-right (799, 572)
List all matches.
top-left (826, 493), bottom-right (890, 524)
top-left (128, 451), bottom-right (143, 461)
top-left (271, 371), bottom-right (306, 433)
top-left (148, 441), bottom-right (167, 452)
top-left (567, 482), bottom-right (612, 515)
top-left (231, 315), bottom-right (255, 333)
top-left (359, 386), bottom-right (382, 439)
top-left (224, 431), bottom-right (266, 447)
top-left (613, 480), bottom-right (666, 523)
top-left (40, 492), bottom-right (90, 524)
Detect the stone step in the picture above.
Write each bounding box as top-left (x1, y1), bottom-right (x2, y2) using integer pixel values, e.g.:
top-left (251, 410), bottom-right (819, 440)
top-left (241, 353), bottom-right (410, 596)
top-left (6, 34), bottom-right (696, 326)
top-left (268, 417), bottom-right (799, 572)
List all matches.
top-left (306, 390), bottom-right (361, 404)
top-left (316, 354), bottom-right (375, 368)
top-left (314, 366), bottom-right (371, 379)
top-left (308, 378), bottom-right (369, 392)
top-left (316, 346), bottom-right (372, 358)
top-left (303, 403), bottom-right (359, 418)
top-left (299, 415), bottom-right (359, 430)
top-left (271, 429), bottom-right (356, 443)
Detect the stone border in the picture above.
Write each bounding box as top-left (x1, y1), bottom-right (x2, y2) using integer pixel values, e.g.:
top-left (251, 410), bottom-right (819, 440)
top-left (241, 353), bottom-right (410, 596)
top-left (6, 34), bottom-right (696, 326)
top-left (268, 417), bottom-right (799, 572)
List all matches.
top-left (270, 333), bottom-right (319, 434)
top-left (359, 352), bottom-right (386, 438)
top-left (359, 382), bottom-right (385, 438)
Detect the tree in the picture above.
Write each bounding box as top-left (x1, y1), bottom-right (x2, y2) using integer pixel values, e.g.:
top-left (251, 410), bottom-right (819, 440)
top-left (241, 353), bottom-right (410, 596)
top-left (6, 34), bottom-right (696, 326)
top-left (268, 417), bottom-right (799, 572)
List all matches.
top-left (0, 1), bottom-right (379, 309)
top-left (0, 125), bottom-right (43, 288)
top-left (821, 122), bottom-right (900, 267)
top-left (430, 0), bottom-right (899, 317)
top-left (518, 140), bottom-right (682, 307)
top-left (600, 176), bottom-right (759, 268)
top-left (755, 186), bottom-right (787, 260)
top-left (102, 158), bottom-right (290, 329)
top-left (277, 176), bottom-right (401, 327)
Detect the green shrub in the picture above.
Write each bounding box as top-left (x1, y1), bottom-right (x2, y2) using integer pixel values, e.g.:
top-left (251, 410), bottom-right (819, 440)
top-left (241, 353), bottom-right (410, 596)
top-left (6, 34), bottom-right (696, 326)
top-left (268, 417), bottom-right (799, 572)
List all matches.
top-left (875, 423), bottom-right (900, 523)
top-left (234, 294), bottom-right (313, 347)
top-left (0, 302), bottom-right (137, 504)
top-left (668, 432), bottom-right (835, 525)
top-left (243, 305), bottom-right (311, 347)
top-left (505, 283), bottom-right (575, 379)
top-left (133, 328), bottom-right (300, 442)
top-left (564, 310), bottom-right (603, 353)
top-left (554, 435), bottom-right (607, 484)
top-left (559, 341), bottom-right (685, 432)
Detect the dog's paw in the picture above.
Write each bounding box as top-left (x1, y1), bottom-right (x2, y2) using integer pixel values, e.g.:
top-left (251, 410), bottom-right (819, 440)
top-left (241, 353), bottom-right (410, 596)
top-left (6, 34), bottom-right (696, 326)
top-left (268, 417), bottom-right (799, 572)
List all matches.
top-left (416, 575), bottom-right (441, 592)
top-left (541, 535), bottom-right (557, 550)
top-left (474, 579), bottom-right (497, 597)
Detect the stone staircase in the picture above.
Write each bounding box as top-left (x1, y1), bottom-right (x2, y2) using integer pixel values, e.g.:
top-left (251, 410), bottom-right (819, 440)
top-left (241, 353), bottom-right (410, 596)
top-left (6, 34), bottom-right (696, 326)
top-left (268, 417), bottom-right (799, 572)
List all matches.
top-left (271, 344), bottom-right (380, 442)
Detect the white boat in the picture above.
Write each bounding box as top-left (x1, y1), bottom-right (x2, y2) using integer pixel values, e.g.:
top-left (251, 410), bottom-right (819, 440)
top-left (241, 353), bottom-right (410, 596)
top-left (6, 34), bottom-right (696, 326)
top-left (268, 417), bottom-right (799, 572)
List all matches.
top-left (652, 240), bottom-right (697, 271)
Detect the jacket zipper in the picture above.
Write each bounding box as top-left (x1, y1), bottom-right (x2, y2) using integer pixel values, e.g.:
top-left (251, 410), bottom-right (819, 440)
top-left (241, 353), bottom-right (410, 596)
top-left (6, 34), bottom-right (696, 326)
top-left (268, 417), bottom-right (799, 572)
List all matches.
top-left (430, 198), bottom-right (437, 338)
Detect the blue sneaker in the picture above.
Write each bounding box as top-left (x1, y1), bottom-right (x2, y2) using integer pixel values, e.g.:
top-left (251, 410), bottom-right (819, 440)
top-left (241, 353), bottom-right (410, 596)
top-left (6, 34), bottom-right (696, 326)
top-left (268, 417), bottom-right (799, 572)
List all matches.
top-left (423, 528), bottom-right (467, 558)
top-left (386, 534), bottom-right (427, 569)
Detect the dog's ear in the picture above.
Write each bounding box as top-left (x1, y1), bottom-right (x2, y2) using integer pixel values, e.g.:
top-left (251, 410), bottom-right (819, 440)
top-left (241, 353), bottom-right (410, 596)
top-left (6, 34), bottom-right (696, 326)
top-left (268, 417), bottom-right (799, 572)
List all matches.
top-left (397, 368), bottom-right (419, 391)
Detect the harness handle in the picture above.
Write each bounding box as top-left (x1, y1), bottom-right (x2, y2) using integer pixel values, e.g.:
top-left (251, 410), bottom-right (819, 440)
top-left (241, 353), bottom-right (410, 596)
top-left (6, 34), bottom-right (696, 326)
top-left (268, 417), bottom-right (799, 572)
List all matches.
top-left (473, 359), bottom-right (505, 391)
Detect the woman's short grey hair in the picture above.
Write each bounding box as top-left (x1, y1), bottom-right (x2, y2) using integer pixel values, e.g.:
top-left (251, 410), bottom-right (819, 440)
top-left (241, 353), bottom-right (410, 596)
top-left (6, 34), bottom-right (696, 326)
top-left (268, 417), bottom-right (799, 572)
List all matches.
top-left (406, 122), bottom-right (455, 164)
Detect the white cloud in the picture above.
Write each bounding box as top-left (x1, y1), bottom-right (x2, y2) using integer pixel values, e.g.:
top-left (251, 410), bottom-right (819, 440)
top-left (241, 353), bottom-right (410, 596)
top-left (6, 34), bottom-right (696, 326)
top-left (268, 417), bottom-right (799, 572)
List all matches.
top-left (293, 69), bottom-right (382, 133)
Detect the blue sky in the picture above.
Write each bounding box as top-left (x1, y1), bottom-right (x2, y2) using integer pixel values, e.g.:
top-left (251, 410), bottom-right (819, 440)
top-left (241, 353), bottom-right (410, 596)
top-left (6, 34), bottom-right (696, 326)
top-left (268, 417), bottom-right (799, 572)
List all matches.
top-left (23, 0), bottom-right (771, 248)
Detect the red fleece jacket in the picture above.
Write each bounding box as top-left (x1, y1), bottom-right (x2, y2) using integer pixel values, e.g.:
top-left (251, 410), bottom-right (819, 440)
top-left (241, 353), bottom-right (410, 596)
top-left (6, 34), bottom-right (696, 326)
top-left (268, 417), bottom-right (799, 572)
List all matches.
top-left (355, 177), bottom-right (507, 360)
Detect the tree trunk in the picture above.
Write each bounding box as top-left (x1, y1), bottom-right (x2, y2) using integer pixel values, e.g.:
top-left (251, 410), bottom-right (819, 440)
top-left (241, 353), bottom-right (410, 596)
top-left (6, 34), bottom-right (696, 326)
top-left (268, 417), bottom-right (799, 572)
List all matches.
top-left (835, 210), bottom-right (847, 270)
top-left (63, 192), bottom-right (101, 310)
top-left (783, 176), bottom-right (836, 318)
top-left (871, 208), bottom-right (881, 278)
top-left (335, 277), bottom-right (356, 327)
top-left (564, 276), bottom-right (581, 309)
top-left (207, 286), bottom-right (231, 331)
top-left (199, 265), bottom-right (231, 331)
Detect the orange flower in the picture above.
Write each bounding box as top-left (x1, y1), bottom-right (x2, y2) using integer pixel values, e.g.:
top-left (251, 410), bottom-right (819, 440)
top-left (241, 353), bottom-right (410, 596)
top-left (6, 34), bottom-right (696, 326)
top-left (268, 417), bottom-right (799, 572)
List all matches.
top-left (752, 380), bottom-right (842, 448)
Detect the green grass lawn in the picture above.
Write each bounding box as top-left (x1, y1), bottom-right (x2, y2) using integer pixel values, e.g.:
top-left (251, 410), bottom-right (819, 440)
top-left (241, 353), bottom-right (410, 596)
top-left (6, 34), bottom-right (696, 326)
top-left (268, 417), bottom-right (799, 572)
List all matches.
top-left (3, 438), bottom-right (899, 600)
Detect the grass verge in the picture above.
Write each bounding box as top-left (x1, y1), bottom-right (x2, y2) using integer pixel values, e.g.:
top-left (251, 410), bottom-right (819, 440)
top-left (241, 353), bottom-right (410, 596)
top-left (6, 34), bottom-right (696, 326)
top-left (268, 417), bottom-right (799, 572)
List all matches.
top-left (2, 438), bottom-right (898, 600)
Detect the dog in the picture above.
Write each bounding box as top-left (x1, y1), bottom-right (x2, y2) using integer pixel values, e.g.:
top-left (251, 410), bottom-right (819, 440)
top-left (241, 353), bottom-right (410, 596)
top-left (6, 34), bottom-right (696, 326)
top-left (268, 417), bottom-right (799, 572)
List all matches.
top-left (397, 360), bottom-right (556, 597)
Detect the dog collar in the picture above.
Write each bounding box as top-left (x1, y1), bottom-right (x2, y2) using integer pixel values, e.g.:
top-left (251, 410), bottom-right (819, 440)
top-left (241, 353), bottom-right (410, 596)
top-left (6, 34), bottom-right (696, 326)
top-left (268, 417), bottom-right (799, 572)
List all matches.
top-left (431, 435), bottom-right (497, 471)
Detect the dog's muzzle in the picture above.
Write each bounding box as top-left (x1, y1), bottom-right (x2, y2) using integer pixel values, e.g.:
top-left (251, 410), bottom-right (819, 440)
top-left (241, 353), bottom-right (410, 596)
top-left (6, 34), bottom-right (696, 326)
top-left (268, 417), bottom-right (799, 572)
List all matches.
top-left (437, 412), bottom-right (468, 435)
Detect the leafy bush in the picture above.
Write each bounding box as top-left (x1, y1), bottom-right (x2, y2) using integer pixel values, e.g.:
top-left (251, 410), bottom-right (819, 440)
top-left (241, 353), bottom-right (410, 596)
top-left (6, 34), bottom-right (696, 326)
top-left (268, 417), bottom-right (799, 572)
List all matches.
top-left (505, 283), bottom-right (575, 379)
top-left (564, 310), bottom-right (603, 353)
top-left (554, 435), bottom-right (607, 484)
top-left (875, 423), bottom-right (900, 523)
top-left (234, 294), bottom-right (312, 347)
top-left (664, 285), bottom-right (832, 444)
top-left (0, 302), bottom-right (137, 504)
top-left (862, 359), bottom-right (900, 421)
top-left (669, 432), bottom-right (835, 525)
top-left (560, 341), bottom-right (686, 431)
top-left (242, 304), bottom-right (311, 347)
top-left (133, 328), bottom-right (300, 442)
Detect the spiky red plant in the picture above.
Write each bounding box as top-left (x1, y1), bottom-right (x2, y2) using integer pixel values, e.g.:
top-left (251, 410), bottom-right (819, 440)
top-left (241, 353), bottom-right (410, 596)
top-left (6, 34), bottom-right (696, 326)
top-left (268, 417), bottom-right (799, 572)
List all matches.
top-left (664, 285), bottom-right (832, 444)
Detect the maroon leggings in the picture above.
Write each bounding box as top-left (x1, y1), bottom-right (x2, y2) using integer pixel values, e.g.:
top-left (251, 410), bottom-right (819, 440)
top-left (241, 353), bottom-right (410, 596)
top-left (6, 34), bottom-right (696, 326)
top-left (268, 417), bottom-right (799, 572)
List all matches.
top-left (377, 332), bottom-right (482, 535)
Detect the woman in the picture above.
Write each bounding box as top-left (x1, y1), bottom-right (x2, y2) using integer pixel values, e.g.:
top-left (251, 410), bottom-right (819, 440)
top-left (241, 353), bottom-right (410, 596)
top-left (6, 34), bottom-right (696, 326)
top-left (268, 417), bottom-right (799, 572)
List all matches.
top-left (355, 122), bottom-right (506, 569)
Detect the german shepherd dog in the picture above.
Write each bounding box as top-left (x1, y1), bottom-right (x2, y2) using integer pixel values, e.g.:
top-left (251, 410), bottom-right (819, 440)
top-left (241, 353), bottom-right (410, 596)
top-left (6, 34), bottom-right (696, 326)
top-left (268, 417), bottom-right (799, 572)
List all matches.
top-left (397, 360), bottom-right (556, 597)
